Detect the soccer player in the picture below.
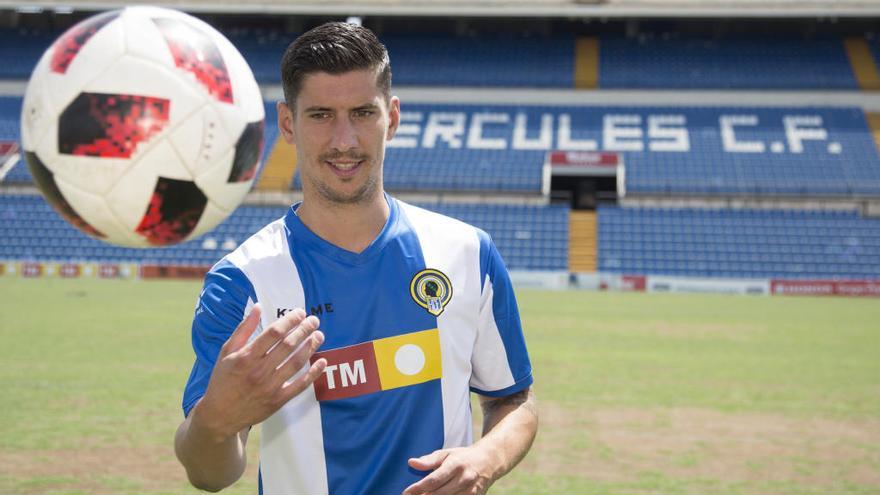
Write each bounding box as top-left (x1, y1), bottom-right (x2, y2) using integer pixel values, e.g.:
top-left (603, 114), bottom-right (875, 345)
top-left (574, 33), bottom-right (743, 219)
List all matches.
top-left (174, 21), bottom-right (537, 495)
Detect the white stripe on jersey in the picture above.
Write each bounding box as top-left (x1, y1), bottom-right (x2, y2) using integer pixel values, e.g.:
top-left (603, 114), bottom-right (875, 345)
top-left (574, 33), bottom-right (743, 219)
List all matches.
top-left (399, 202), bottom-right (481, 449)
top-left (227, 219), bottom-right (329, 495)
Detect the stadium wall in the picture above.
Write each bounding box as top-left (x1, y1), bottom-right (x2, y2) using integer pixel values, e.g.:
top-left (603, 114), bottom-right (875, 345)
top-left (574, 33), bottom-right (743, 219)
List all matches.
top-left (4, 259), bottom-right (879, 297)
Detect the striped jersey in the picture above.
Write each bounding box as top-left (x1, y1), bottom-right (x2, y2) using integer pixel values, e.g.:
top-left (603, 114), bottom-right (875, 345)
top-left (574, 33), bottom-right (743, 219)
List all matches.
top-left (182, 195), bottom-right (533, 495)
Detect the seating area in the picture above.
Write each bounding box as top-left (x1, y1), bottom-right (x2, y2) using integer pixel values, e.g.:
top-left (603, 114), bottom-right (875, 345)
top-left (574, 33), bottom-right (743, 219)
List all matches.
top-left (622, 106), bottom-right (880, 196)
top-left (0, 27), bottom-right (874, 90)
top-left (599, 36), bottom-right (858, 90)
top-left (598, 206), bottom-right (880, 280)
top-left (0, 195), bottom-right (569, 271)
top-left (0, 27), bottom-right (574, 88)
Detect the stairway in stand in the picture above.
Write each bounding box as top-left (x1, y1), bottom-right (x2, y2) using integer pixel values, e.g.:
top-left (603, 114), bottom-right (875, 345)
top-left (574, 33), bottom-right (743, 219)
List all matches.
top-left (569, 210), bottom-right (597, 272)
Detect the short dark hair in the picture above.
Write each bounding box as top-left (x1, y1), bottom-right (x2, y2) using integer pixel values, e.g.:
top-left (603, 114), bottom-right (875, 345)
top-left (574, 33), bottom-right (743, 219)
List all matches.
top-left (280, 22), bottom-right (391, 108)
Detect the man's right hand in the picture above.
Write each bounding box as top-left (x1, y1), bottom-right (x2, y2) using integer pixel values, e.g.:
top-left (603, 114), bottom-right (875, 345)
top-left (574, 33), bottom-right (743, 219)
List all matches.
top-left (191, 303), bottom-right (327, 441)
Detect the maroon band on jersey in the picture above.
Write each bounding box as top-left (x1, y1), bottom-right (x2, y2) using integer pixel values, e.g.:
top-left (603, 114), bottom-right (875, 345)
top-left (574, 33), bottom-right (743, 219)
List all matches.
top-left (311, 342), bottom-right (382, 401)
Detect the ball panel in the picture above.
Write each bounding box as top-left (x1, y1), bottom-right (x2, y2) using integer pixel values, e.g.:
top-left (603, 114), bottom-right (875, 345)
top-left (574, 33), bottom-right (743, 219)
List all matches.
top-left (20, 66), bottom-right (51, 152)
top-left (168, 104), bottom-right (234, 178)
top-left (50, 10), bottom-right (120, 74)
top-left (228, 120), bottom-right (265, 183)
top-left (54, 175), bottom-right (144, 246)
top-left (106, 139), bottom-right (193, 230)
top-left (24, 150), bottom-right (106, 239)
top-left (134, 177), bottom-right (207, 246)
top-left (152, 16), bottom-right (233, 104)
top-left (118, 6), bottom-right (175, 69)
top-left (84, 55), bottom-right (205, 128)
top-left (210, 25), bottom-right (265, 123)
top-left (44, 15), bottom-right (126, 114)
top-left (58, 92), bottom-right (171, 158)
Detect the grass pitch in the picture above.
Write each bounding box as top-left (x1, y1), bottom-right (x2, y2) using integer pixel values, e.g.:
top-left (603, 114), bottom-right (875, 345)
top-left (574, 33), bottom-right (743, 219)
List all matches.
top-left (0, 277), bottom-right (878, 494)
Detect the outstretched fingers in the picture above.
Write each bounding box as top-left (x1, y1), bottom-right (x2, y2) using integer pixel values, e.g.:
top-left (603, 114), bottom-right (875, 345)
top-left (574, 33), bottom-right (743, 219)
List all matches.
top-left (278, 356), bottom-right (327, 404)
top-left (220, 303), bottom-right (263, 358)
top-left (247, 308), bottom-right (309, 358)
top-left (272, 321), bottom-right (324, 385)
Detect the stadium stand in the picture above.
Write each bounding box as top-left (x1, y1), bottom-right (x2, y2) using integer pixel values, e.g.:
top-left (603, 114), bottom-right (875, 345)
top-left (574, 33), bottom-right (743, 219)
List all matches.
top-left (1, 26), bottom-right (876, 91)
top-left (3, 12), bottom-right (880, 285)
top-left (0, 195), bottom-right (569, 270)
top-left (598, 205), bottom-right (880, 280)
top-left (0, 27), bottom-right (576, 87)
top-left (620, 106), bottom-right (880, 196)
top-left (8, 98), bottom-right (880, 198)
top-left (229, 32), bottom-right (576, 87)
top-left (599, 36), bottom-right (859, 90)
top-left (0, 28), bottom-right (54, 80)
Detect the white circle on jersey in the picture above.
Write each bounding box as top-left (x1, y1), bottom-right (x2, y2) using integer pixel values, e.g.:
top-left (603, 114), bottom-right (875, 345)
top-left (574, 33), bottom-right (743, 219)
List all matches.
top-left (395, 344), bottom-right (426, 376)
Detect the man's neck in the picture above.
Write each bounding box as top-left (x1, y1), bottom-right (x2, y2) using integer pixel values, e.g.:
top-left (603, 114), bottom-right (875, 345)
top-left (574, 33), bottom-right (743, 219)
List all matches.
top-left (296, 191), bottom-right (390, 254)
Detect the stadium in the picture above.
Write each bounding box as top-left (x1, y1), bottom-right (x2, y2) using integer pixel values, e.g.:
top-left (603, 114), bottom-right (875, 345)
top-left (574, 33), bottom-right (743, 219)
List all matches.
top-left (0, 0), bottom-right (878, 494)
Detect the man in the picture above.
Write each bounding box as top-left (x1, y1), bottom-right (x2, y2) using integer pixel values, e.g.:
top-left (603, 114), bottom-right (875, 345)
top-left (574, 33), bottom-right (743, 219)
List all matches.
top-left (174, 22), bottom-right (537, 495)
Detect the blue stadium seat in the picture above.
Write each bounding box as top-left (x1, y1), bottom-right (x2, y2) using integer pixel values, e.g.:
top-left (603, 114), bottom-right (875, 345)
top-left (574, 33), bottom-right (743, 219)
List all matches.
top-left (599, 205), bottom-right (880, 280)
top-left (0, 194), bottom-right (569, 271)
top-left (599, 36), bottom-right (857, 90)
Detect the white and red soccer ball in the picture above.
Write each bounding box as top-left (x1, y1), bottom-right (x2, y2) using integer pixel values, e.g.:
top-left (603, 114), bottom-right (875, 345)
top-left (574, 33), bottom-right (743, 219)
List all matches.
top-left (21, 6), bottom-right (264, 247)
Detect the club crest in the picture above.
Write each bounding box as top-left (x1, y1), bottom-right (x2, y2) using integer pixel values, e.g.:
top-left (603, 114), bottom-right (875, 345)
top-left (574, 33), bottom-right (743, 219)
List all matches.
top-left (410, 269), bottom-right (452, 316)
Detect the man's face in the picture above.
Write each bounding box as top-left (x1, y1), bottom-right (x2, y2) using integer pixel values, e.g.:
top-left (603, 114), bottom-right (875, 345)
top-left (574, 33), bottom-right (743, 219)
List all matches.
top-left (277, 69), bottom-right (399, 206)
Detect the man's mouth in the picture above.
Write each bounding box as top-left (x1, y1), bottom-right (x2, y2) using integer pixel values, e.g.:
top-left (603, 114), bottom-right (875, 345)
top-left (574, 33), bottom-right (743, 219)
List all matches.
top-left (326, 160), bottom-right (364, 178)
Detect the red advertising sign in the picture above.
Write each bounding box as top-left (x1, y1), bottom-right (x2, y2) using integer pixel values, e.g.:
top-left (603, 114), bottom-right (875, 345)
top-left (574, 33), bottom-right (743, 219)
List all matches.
top-left (620, 275), bottom-right (647, 292)
top-left (22, 262), bottom-right (43, 278)
top-left (0, 141), bottom-right (18, 158)
top-left (98, 264), bottom-right (120, 278)
top-left (771, 280), bottom-right (880, 297)
top-left (59, 263), bottom-right (81, 278)
top-left (548, 151), bottom-right (620, 167)
top-left (140, 264), bottom-right (210, 279)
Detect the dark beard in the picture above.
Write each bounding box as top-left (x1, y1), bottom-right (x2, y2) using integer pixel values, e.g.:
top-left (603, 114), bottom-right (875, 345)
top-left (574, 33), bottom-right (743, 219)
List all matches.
top-left (314, 170), bottom-right (379, 205)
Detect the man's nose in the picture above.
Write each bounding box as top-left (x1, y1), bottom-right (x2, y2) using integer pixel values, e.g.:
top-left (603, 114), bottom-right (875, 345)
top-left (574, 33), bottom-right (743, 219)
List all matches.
top-left (330, 117), bottom-right (358, 151)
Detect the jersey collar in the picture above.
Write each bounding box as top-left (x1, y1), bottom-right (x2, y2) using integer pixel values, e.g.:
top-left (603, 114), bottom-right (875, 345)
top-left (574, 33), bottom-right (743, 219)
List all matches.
top-left (284, 193), bottom-right (400, 266)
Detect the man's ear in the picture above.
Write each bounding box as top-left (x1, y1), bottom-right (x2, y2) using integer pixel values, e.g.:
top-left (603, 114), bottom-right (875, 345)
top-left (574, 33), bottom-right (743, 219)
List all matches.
top-left (277, 101), bottom-right (296, 144)
top-left (386, 96), bottom-right (400, 141)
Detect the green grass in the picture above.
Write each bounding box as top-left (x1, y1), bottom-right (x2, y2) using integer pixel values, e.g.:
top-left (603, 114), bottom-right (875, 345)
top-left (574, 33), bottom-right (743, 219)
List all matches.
top-left (1, 278), bottom-right (878, 494)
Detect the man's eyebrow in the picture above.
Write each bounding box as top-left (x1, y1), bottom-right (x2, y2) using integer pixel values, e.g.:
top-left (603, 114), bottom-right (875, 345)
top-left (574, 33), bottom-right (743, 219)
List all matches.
top-left (352, 103), bottom-right (380, 111)
top-left (303, 106), bottom-right (333, 113)
top-left (302, 103), bottom-right (378, 113)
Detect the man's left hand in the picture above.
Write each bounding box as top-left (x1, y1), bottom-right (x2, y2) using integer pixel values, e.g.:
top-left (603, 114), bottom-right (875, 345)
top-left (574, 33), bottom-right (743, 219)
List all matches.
top-left (402, 446), bottom-right (498, 495)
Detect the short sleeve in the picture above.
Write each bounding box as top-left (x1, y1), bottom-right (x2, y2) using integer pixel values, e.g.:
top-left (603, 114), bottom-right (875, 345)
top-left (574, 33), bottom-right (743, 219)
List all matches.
top-left (469, 230), bottom-right (533, 397)
top-left (181, 259), bottom-right (257, 417)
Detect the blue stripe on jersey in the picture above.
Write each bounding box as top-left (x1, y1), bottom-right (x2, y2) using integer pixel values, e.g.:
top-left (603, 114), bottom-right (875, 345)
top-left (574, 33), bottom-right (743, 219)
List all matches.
top-left (474, 230), bottom-right (533, 396)
top-left (182, 259), bottom-right (257, 417)
top-left (285, 196), bottom-right (444, 494)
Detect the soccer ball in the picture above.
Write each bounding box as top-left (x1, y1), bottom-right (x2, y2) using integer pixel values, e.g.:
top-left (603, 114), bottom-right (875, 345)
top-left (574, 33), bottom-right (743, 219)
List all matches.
top-left (20, 6), bottom-right (264, 247)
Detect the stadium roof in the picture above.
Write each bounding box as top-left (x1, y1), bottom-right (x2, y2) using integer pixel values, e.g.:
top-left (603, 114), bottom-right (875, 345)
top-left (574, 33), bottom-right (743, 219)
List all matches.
top-left (2, 0), bottom-right (880, 18)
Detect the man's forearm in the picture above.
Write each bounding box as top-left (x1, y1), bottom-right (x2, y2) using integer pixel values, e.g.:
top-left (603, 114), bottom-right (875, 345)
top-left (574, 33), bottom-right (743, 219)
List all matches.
top-left (476, 387), bottom-right (539, 482)
top-left (174, 400), bottom-right (249, 492)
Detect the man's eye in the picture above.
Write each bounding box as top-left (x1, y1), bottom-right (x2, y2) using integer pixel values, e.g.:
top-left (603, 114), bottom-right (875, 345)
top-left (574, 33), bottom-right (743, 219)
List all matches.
top-left (354, 110), bottom-right (374, 118)
top-left (310, 113), bottom-right (330, 120)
